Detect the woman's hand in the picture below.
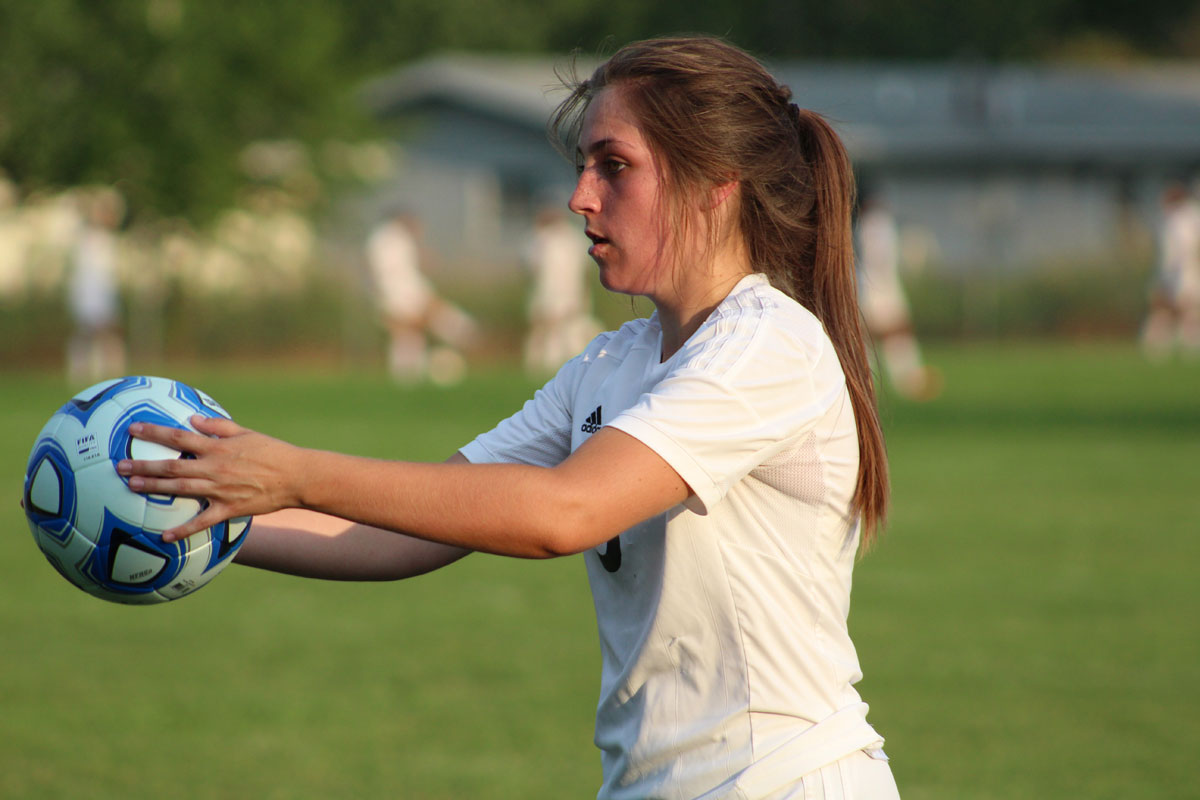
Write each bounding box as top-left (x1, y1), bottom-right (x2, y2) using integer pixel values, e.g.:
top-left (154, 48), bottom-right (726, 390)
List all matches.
top-left (117, 415), bottom-right (302, 543)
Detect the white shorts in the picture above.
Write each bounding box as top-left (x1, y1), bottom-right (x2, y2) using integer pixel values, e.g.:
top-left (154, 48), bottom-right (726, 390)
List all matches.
top-left (783, 748), bottom-right (900, 800)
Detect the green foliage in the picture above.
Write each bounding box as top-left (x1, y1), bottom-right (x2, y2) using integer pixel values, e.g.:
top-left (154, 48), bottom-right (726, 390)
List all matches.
top-left (0, 266), bottom-right (649, 370)
top-left (0, 277), bottom-right (371, 369)
top-left (2, 345), bottom-right (1198, 798)
top-left (905, 260), bottom-right (1152, 340)
top-left (0, 257), bottom-right (1160, 372)
top-left (2, 0), bottom-right (1198, 227)
top-left (337, 0), bottom-right (598, 66)
top-left (337, 0), bottom-right (1200, 65)
top-left (0, 0), bottom-right (371, 223)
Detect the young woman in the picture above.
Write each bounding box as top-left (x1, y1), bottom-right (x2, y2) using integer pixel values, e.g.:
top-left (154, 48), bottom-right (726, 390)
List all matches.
top-left (122, 35), bottom-right (898, 799)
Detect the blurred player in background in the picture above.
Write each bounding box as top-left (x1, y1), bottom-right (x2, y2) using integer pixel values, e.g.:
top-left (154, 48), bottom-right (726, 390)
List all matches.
top-left (66, 187), bottom-right (126, 385)
top-left (1141, 181), bottom-right (1200, 360)
top-left (856, 188), bottom-right (941, 400)
top-left (522, 204), bottom-right (600, 374)
top-left (365, 208), bottom-right (477, 384)
top-left (124, 36), bottom-right (899, 800)
top-left (0, 172), bottom-right (21, 300)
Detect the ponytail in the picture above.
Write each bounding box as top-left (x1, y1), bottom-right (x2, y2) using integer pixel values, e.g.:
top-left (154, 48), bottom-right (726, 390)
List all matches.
top-left (790, 107), bottom-right (889, 547)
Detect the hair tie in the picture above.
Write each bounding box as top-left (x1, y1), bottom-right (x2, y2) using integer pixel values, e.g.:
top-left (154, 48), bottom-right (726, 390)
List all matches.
top-left (787, 101), bottom-right (804, 129)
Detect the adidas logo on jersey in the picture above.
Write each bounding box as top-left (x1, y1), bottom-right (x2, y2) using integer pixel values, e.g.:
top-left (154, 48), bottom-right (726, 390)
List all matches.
top-left (580, 405), bottom-right (603, 434)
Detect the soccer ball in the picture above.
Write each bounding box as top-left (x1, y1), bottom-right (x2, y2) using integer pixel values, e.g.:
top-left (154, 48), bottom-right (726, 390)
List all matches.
top-left (23, 375), bottom-right (251, 604)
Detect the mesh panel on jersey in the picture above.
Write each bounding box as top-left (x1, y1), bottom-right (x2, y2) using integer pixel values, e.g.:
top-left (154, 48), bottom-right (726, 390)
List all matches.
top-left (751, 434), bottom-right (827, 506)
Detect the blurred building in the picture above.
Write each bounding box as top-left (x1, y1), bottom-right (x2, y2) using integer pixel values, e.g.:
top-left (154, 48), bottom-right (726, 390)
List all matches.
top-left (360, 55), bottom-right (579, 278)
top-left (362, 54), bottom-right (1200, 276)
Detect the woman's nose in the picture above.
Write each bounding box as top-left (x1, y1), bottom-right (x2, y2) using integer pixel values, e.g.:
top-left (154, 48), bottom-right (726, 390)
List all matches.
top-left (569, 171), bottom-right (598, 216)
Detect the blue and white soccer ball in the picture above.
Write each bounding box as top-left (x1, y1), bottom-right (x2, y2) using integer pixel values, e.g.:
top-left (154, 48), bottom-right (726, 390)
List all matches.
top-left (23, 376), bottom-right (251, 605)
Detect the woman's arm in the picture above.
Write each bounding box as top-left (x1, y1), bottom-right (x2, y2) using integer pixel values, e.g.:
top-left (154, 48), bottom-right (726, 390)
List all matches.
top-left (120, 418), bottom-right (689, 560)
top-left (236, 510), bottom-right (472, 580)
top-left (233, 453), bottom-right (473, 581)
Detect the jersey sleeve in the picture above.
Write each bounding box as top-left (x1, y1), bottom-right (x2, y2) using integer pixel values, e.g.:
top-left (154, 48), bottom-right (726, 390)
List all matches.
top-left (607, 313), bottom-right (847, 515)
top-left (459, 334), bottom-right (607, 467)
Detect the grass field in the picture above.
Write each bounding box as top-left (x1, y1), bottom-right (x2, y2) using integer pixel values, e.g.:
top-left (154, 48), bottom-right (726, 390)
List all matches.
top-left (2, 342), bottom-right (1198, 799)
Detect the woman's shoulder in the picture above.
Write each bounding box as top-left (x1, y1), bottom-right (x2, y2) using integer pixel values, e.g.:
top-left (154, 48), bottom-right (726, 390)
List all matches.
top-left (579, 316), bottom-right (656, 361)
top-left (678, 275), bottom-right (830, 371)
top-left (734, 273), bottom-right (823, 323)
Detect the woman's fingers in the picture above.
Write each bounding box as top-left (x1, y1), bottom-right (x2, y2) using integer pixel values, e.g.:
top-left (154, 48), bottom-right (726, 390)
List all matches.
top-left (122, 469), bottom-right (211, 497)
top-left (128, 419), bottom-right (213, 455)
top-left (161, 505), bottom-right (229, 543)
top-left (127, 415), bottom-right (244, 453)
top-left (116, 421), bottom-right (226, 541)
top-left (190, 414), bottom-right (245, 438)
top-left (119, 416), bottom-right (296, 539)
top-left (119, 418), bottom-right (224, 500)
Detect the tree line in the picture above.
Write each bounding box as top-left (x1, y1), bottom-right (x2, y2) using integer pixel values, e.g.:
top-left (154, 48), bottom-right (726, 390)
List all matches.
top-left (2, 0), bottom-right (1197, 225)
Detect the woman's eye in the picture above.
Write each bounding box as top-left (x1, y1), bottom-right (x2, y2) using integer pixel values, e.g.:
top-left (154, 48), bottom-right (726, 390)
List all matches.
top-left (602, 159), bottom-right (626, 175)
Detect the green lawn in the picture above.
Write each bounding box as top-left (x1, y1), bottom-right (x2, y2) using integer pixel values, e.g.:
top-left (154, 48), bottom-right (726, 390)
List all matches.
top-left (2, 343), bottom-right (1197, 799)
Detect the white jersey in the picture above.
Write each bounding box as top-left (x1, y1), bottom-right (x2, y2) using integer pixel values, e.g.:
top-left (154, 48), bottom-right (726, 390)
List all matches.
top-left (461, 273), bottom-right (884, 798)
top-left (856, 206), bottom-right (910, 331)
top-left (365, 220), bottom-right (433, 321)
top-left (69, 224), bottom-right (119, 329)
top-left (526, 218), bottom-right (591, 320)
top-left (1159, 198), bottom-right (1200, 304)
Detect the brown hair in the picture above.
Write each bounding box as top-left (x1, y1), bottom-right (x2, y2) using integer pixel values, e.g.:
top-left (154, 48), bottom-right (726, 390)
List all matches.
top-left (551, 35), bottom-right (889, 547)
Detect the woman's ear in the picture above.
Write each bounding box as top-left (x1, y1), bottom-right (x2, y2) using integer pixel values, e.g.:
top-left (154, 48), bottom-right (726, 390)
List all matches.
top-left (708, 179), bottom-right (739, 211)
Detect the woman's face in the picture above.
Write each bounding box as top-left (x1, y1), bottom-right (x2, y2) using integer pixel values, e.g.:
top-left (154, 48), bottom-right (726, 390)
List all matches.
top-left (568, 87), bottom-right (674, 299)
